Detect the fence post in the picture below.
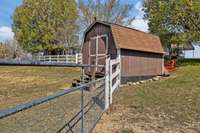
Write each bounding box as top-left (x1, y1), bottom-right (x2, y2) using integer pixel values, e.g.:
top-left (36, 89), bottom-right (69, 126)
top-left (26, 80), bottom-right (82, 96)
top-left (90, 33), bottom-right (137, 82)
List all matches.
top-left (75, 54), bottom-right (78, 64)
top-left (81, 87), bottom-right (84, 133)
top-left (109, 60), bottom-right (113, 105)
top-left (57, 55), bottom-right (59, 63)
top-left (117, 62), bottom-right (120, 89)
top-left (66, 55), bottom-right (68, 63)
top-left (80, 54), bottom-right (83, 64)
top-left (49, 56), bottom-right (51, 63)
top-left (105, 57), bottom-right (110, 110)
top-left (81, 66), bottom-right (84, 82)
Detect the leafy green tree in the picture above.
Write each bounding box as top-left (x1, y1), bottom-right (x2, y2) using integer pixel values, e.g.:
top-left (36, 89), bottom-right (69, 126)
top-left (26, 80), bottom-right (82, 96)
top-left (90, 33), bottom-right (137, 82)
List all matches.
top-left (13, 0), bottom-right (79, 54)
top-left (78, 0), bottom-right (135, 30)
top-left (143, 0), bottom-right (200, 48)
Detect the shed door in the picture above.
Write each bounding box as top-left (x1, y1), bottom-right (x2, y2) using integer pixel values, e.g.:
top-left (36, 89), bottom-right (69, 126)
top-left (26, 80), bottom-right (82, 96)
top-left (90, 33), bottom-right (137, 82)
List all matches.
top-left (90, 38), bottom-right (96, 73)
top-left (89, 35), bottom-right (108, 75)
top-left (82, 41), bottom-right (90, 74)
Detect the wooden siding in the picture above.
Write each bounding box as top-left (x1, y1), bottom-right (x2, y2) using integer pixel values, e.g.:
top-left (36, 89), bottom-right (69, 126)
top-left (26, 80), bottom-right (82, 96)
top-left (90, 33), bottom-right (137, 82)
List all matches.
top-left (82, 22), bottom-right (164, 80)
top-left (83, 23), bottom-right (117, 60)
top-left (82, 23), bottom-right (117, 76)
top-left (121, 49), bottom-right (163, 77)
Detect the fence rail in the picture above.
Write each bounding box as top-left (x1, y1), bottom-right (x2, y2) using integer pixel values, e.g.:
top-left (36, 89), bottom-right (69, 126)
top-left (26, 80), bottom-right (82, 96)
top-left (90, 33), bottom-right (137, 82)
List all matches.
top-left (0, 77), bottom-right (106, 133)
top-left (109, 57), bottom-right (120, 104)
top-left (38, 53), bottom-right (82, 64)
top-left (0, 56), bottom-right (121, 132)
top-left (0, 59), bottom-right (104, 69)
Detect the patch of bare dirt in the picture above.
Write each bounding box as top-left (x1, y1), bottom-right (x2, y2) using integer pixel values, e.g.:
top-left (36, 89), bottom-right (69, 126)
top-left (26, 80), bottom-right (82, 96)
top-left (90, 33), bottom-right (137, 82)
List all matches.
top-left (164, 73), bottom-right (177, 80)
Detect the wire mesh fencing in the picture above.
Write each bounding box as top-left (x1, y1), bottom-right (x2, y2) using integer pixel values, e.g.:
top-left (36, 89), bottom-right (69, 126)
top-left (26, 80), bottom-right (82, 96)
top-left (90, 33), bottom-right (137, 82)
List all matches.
top-left (82, 79), bottom-right (105, 133)
top-left (0, 78), bottom-right (105, 133)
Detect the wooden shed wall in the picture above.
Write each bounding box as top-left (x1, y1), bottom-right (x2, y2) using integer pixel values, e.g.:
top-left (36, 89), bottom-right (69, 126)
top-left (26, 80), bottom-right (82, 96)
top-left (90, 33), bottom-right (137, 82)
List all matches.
top-left (121, 49), bottom-right (163, 83)
top-left (82, 23), bottom-right (117, 76)
top-left (83, 23), bottom-right (117, 60)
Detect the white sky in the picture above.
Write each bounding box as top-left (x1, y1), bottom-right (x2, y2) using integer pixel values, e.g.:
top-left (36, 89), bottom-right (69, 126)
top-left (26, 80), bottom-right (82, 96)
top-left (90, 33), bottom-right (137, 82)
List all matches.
top-left (0, 26), bottom-right (14, 42)
top-left (130, 0), bottom-right (148, 32)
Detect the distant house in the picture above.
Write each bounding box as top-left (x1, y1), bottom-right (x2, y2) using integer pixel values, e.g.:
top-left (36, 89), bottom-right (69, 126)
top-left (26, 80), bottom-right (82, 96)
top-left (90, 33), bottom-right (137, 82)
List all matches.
top-left (182, 42), bottom-right (200, 59)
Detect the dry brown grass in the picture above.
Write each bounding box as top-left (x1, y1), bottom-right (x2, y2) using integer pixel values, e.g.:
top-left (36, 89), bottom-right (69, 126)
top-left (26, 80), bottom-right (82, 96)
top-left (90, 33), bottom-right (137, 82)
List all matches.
top-left (0, 66), bottom-right (80, 109)
top-left (95, 65), bottom-right (200, 133)
top-left (0, 66), bottom-right (104, 133)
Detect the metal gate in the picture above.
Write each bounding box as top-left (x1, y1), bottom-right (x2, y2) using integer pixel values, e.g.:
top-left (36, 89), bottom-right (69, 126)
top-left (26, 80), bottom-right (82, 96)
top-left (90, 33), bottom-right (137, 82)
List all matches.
top-left (0, 61), bottom-right (108, 133)
top-left (0, 56), bottom-right (120, 133)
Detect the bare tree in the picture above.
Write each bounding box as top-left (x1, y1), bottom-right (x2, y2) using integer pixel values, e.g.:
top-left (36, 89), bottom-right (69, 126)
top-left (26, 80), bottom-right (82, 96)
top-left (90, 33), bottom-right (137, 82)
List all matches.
top-left (0, 40), bottom-right (26, 59)
top-left (78, 0), bottom-right (135, 30)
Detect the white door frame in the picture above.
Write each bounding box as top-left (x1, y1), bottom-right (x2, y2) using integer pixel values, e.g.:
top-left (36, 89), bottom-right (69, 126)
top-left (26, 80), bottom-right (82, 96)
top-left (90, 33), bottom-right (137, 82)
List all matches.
top-left (89, 34), bottom-right (108, 71)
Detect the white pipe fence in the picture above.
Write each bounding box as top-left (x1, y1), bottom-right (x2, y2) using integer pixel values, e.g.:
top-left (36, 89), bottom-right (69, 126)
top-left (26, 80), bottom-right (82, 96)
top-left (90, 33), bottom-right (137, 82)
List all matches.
top-left (109, 57), bottom-right (120, 104)
top-left (104, 57), bottom-right (121, 107)
top-left (38, 53), bottom-right (82, 64)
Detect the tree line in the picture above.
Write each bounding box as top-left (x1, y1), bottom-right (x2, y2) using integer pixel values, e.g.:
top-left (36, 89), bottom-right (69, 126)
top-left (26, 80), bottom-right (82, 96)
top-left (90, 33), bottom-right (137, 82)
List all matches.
top-left (12, 0), bottom-right (134, 55)
top-left (143, 0), bottom-right (200, 51)
top-left (0, 40), bottom-right (26, 59)
top-left (11, 0), bottom-right (200, 56)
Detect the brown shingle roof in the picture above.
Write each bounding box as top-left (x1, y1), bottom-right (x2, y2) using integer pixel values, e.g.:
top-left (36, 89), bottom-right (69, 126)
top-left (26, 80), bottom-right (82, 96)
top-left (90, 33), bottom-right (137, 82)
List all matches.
top-left (110, 23), bottom-right (164, 54)
top-left (85, 21), bottom-right (164, 54)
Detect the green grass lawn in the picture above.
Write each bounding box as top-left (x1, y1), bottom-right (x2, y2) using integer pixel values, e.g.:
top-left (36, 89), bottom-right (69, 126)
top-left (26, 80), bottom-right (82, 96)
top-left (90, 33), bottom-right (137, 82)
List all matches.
top-left (0, 66), bottom-right (80, 109)
top-left (95, 64), bottom-right (200, 133)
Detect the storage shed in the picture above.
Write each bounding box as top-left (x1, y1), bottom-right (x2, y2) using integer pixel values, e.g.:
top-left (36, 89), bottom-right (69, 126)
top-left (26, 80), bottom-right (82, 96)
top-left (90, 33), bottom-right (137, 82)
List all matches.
top-left (82, 21), bottom-right (164, 84)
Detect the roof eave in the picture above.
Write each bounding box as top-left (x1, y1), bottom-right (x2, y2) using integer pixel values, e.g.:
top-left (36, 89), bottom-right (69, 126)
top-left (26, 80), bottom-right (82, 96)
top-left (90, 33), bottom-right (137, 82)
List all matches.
top-left (120, 47), bottom-right (165, 54)
top-left (83, 21), bottom-right (111, 37)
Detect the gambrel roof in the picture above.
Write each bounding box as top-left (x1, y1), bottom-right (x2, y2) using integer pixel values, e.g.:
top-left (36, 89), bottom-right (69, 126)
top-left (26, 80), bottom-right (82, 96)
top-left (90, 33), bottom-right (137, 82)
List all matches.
top-left (84, 21), bottom-right (164, 54)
